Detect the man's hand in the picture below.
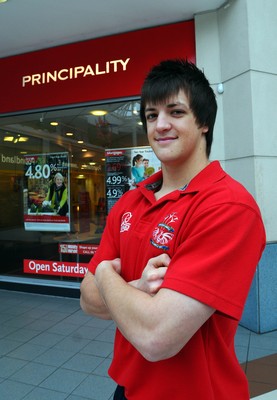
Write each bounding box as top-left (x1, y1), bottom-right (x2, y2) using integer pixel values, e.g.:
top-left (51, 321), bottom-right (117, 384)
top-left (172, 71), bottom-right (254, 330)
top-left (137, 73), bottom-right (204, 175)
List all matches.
top-left (94, 258), bottom-right (121, 284)
top-left (96, 258), bottom-right (121, 273)
top-left (130, 253), bottom-right (171, 295)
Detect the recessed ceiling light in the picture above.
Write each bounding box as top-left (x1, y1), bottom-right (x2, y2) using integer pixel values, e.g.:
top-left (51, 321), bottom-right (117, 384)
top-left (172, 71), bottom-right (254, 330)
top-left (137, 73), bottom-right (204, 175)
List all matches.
top-left (77, 140), bottom-right (84, 144)
top-left (50, 121), bottom-right (59, 126)
top-left (82, 148), bottom-right (87, 152)
top-left (90, 110), bottom-right (107, 116)
top-left (66, 132), bottom-right (74, 136)
top-left (4, 136), bottom-right (14, 141)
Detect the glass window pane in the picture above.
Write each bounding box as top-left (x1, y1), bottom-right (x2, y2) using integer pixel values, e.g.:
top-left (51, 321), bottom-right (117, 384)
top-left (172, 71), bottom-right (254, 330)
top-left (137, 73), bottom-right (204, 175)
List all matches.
top-left (0, 98), bottom-right (146, 282)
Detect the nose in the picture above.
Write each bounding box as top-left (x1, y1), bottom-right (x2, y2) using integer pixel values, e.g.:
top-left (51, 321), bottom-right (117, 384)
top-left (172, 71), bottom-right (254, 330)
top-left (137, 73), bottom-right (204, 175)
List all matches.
top-left (156, 112), bottom-right (171, 132)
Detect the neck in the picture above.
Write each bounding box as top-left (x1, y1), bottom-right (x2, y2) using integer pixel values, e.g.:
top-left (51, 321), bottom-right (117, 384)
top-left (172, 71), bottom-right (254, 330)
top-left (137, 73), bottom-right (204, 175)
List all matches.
top-left (155, 158), bottom-right (209, 199)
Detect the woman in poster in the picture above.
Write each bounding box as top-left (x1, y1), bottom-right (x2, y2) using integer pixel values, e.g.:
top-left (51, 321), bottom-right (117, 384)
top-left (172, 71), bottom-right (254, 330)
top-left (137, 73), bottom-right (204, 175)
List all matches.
top-left (43, 172), bottom-right (68, 216)
top-left (131, 154), bottom-right (145, 184)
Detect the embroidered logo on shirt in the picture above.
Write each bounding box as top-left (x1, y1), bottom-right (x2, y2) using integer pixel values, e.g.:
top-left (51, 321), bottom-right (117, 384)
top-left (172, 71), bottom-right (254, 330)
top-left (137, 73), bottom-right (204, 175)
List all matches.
top-left (120, 212), bottom-right (132, 232)
top-left (150, 212), bottom-right (178, 250)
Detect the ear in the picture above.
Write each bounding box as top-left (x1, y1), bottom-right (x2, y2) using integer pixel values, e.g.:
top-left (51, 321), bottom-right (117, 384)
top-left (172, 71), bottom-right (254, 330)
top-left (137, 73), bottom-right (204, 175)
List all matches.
top-left (202, 125), bottom-right (209, 134)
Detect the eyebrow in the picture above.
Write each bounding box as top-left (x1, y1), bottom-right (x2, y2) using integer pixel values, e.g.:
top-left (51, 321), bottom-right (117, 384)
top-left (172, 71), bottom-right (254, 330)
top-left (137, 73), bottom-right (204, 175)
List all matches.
top-left (167, 101), bottom-right (187, 108)
top-left (145, 101), bottom-right (188, 113)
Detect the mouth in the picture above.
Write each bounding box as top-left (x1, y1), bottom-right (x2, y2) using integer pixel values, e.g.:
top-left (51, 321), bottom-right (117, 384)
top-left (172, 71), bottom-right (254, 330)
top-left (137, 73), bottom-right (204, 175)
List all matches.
top-left (155, 136), bottom-right (177, 143)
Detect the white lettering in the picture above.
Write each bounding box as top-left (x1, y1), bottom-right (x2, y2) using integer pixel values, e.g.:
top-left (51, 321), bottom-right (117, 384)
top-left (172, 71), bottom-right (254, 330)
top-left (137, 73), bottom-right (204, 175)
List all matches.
top-left (22, 75), bottom-right (31, 87)
top-left (32, 74), bottom-right (41, 85)
top-left (46, 71), bottom-right (56, 83)
top-left (122, 57), bottom-right (130, 70)
top-left (109, 58), bottom-right (130, 72)
top-left (58, 69), bottom-right (69, 81)
top-left (21, 58), bottom-right (131, 87)
top-left (74, 66), bottom-right (85, 78)
top-left (95, 63), bottom-right (105, 75)
top-left (52, 262), bottom-right (88, 275)
top-left (1, 154), bottom-right (25, 164)
top-left (29, 260), bottom-right (50, 274)
top-left (83, 65), bottom-right (95, 77)
top-left (110, 59), bottom-right (119, 72)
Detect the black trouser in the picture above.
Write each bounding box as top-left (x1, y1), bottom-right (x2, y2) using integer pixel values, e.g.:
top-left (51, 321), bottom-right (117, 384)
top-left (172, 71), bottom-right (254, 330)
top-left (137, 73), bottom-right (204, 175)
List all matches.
top-left (113, 385), bottom-right (127, 400)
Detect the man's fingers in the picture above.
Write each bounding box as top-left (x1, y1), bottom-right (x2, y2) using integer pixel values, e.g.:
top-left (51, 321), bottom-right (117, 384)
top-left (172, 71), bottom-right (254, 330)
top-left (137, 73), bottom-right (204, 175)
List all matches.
top-left (148, 253), bottom-right (171, 269)
top-left (148, 266), bottom-right (168, 280)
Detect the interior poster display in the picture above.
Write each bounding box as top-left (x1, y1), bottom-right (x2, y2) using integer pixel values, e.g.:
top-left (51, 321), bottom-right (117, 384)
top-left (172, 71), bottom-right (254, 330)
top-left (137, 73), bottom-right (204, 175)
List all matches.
top-left (105, 146), bottom-right (160, 213)
top-left (23, 152), bottom-right (70, 231)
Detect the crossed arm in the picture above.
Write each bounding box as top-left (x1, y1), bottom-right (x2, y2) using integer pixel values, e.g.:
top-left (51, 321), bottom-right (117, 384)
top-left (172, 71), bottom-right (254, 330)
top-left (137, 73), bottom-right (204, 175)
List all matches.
top-left (80, 255), bottom-right (214, 362)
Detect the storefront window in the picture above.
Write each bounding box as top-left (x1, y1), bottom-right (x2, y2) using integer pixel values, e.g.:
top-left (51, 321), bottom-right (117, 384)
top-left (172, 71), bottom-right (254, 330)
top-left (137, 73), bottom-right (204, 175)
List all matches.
top-left (0, 98), bottom-right (146, 282)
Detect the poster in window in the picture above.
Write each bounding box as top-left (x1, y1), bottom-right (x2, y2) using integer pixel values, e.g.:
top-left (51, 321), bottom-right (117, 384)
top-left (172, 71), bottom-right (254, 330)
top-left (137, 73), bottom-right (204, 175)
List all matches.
top-left (105, 146), bottom-right (160, 213)
top-left (23, 152), bottom-right (70, 231)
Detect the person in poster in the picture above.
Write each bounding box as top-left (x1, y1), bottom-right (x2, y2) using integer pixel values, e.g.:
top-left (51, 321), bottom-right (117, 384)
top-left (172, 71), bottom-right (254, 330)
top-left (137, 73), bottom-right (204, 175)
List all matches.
top-left (131, 154), bottom-right (145, 184)
top-left (43, 172), bottom-right (68, 216)
top-left (142, 157), bottom-right (156, 178)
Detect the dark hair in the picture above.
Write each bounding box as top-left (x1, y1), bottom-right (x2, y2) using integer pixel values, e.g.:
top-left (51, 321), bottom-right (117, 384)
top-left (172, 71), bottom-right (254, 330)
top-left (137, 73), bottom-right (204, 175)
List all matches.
top-left (140, 59), bottom-right (217, 157)
top-left (132, 154), bottom-right (143, 166)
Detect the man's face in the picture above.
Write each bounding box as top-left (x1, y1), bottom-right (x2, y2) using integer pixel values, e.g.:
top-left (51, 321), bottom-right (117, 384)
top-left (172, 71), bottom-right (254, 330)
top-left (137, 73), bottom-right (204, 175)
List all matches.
top-left (145, 90), bottom-right (208, 168)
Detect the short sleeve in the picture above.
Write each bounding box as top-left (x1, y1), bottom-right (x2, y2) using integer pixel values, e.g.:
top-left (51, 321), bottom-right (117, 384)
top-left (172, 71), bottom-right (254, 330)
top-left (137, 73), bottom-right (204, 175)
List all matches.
top-left (87, 202), bottom-right (121, 274)
top-left (161, 202), bottom-right (265, 320)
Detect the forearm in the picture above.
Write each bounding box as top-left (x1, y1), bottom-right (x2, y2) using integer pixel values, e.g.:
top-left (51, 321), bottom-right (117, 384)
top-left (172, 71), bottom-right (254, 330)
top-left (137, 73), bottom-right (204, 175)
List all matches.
top-left (95, 262), bottom-right (214, 362)
top-left (95, 265), bottom-right (157, 357)
top-left (80, 272), bottom-right (112, 320)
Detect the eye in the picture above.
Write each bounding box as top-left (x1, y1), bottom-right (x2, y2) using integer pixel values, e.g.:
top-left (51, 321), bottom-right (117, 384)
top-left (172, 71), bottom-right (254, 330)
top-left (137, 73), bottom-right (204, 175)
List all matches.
top-left (145, 113), bottom-right (157, 121)
top-left (171, 109), bottom-right (186, 117)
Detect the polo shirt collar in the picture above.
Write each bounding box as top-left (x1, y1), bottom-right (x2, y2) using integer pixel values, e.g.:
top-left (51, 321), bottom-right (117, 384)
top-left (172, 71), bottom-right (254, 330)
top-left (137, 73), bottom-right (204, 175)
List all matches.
top-left (139, 161), bottom-right (226, 196)
top-left (186, 161), bottom-right (226, 193)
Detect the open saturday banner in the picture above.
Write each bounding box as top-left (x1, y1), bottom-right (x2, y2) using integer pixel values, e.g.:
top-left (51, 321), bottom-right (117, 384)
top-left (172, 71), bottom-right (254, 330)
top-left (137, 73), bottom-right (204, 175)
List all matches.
top-left (23, 244), bottom-right (98, 278)
top-left (23, 152), bottom-right (70, 231)
top-left (105, 146), bottom-right (160, 213)
top-left (23, 259), bottom-right (88, 278)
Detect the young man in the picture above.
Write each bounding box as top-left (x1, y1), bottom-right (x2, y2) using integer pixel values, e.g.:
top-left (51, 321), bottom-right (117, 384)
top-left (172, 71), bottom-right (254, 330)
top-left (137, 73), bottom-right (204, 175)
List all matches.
top-left (80, 60), bottom-right (266, 399)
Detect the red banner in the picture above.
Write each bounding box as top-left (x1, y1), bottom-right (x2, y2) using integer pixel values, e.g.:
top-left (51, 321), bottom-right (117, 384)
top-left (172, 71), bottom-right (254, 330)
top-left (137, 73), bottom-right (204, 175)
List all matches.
top-left (24, 215), bottom-right (69, 223)
top-left (0, 21), bottom-right (195, 113)
top-left (24, 259), bottom-right (88, 278)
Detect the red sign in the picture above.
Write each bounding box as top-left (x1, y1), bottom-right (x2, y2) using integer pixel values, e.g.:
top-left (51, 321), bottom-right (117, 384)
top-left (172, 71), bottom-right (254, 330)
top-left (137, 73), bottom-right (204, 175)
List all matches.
top-left (59, 243), bottom-right (99, 255)
top-left (24, 259), bottom-right (88, 278)
top-left (24, 215), bottom-right (68, 223)
top-left (0, 21), bottom-right (195, 113)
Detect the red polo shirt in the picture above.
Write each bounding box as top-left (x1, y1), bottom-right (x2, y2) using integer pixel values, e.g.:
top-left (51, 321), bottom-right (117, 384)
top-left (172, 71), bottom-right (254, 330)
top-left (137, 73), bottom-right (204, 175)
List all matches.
top-left (88, 161), bottom-right (265, 400)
